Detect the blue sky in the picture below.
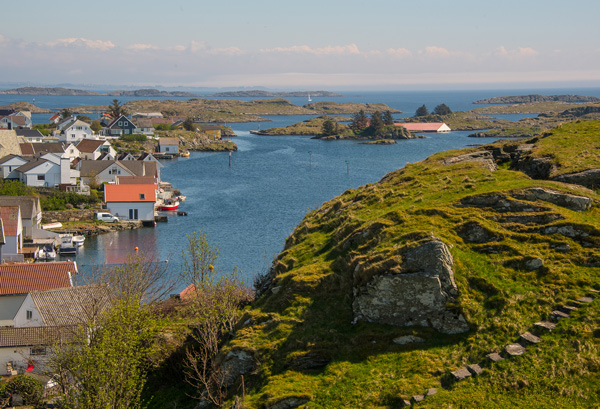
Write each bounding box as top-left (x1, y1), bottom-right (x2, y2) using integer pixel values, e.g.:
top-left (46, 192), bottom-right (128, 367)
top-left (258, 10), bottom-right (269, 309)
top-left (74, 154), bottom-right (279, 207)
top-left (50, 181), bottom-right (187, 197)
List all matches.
top-left (1, 0), bottom-right (599, 89)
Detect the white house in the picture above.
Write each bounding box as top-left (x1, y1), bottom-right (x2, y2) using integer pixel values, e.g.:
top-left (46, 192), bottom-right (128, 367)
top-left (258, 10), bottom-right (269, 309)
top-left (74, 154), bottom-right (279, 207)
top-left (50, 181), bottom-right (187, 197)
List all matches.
top-left (14, 159), bottom-right (68, 188)
top-left (0, 155), bottom-right (28, 179)
top-left (0, 206), bottom-right (23, 260)
top-left (104, 183), bottom-right (157, 221)
top-left (63, 143), bottom-right (81, 161)
top-left (76, 139), bottom-right (116, 160)
top-left (15, 129), bottom-right (45, 143)
top-left (157, 137), bottom-right (179, 154)
top-left (79, 160), bottom-right (157, 185)
top-left (55, 118), bottom-right (94, 143)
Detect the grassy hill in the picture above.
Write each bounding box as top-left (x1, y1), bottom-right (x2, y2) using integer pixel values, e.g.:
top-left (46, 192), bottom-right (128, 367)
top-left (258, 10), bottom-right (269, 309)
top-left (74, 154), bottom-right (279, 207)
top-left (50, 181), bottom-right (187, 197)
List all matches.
top-left (215, 120), bottom-right (600, 408)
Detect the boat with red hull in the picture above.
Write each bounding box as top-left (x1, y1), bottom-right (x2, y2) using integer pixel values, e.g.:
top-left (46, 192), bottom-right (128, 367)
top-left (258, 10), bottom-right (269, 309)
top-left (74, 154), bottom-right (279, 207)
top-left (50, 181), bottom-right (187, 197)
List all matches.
top-left (158, 198), bottom-right (180, 211)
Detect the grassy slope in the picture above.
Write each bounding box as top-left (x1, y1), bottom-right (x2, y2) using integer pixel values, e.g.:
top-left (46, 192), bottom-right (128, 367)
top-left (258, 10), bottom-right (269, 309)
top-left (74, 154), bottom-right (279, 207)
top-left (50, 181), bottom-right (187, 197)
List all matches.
top-left (225, 121), bottom-right (600, 408)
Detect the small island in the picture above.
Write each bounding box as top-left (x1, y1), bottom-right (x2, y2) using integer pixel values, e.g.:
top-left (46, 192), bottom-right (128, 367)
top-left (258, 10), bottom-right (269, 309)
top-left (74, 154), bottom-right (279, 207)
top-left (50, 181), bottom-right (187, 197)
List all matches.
top-left (473, 94), bottom-right (600, 104)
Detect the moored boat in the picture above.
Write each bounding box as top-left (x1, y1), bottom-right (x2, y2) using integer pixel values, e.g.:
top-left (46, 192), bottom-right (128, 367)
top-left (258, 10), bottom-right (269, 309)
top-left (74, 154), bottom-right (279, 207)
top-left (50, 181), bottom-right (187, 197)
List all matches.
top-left (37, 244), bottom-right (56, 260)
top-left (58, 235), bottom-right (77, 255)
top-left (158, 198), bottom-right (180, 211)
top-left (72, 235), bottom-right (85, 247)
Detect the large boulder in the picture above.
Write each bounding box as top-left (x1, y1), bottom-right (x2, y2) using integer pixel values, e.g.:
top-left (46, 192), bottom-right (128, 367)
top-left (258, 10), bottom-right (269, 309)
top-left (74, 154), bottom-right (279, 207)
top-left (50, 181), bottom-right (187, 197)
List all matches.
top-left (352, 240), bottom-right (469, 334)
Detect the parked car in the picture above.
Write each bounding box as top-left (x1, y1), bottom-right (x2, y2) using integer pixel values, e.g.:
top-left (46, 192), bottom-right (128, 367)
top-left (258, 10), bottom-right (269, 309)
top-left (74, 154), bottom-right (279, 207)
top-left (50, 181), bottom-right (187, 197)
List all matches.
top-left (96, 212), bottom-right (119, 223)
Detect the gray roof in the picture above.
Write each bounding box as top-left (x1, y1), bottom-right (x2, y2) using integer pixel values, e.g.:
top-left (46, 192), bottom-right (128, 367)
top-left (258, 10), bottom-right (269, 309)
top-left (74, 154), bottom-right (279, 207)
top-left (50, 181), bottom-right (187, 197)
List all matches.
top-left (15, 129), bottom-right (44, 138)
top-left (0, 325), bottom-right (77, 347)
top-left (0, 196), bottom-right (41, 219)
top-left (158, 137), bottom-right (179, 146)
top-left (80, 159), bottom-right (157, 178)
top-left (15, 158), bottom-right (49, 173)
top-left (30, 285), bottom-right (111, 327)
top-left (79, 160), bottom-right (114, 177)
top-left (30, 142), bottom-right (65, 154)
top-left (0, 294), bottom-right (27, 322)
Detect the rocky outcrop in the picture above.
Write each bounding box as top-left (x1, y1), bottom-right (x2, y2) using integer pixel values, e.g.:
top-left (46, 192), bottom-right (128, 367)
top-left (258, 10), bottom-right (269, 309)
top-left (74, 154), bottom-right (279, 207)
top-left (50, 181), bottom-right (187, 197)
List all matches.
top-left (441, 150), bottom-right (497, 171)
top-left (352, 241), bottom-right (469, 334)
top-left (513, 188), bottom-right (593, 211)
top-left (266, 397), bottom-right (310, 409)
top-left (553, 169), bottom-right (600, 190)
top-left (220, 349), bottom-right (255, 387)
top-left (456, 221), bottom-right (499, 243)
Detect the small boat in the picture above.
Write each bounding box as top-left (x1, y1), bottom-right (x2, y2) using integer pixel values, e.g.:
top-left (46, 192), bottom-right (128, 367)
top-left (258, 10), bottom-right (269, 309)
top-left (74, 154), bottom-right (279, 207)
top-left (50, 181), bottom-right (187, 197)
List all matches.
top-left (72, 235), bottom-right (85, 247)
top-left (158, 198), bottom-right (180, 211)
top-left (308, 93), bottom-right (312, 102)
top-left (177, 195), bottom-right (187, 202)
top-left (181, 151), bottom-right (190, 157)
top-left (58, 235), bottom-right (77, 255)
top-left (37, 244), bottom-right (56, 260)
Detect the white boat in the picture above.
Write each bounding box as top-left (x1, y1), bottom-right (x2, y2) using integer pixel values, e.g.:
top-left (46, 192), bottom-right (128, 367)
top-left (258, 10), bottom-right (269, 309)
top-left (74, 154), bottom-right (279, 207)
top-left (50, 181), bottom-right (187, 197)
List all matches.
top-left (308, 94), bottom-right (312, 102)
top-left (72, 235), bottom-right (85, 247)
top-left (58, 235), bottom-right (77, 255)
top-left (37, 244), bottom-right (56, 260)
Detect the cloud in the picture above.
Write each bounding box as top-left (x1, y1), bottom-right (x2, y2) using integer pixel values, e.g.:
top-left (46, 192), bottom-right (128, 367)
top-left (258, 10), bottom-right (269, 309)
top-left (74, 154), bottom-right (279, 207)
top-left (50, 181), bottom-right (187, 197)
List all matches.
top-left (128, 43), bottom-right (160, 51)
top-left (48, 38), bottom-right (115, 51)
top-left (260, 44), bottom-right (361, 55)
top-left (421, 46), bottom-right (453, 57)
top-left (492, 46), bottom-right (539, 58)
top-left (386, 48), bottom-right (412, 58)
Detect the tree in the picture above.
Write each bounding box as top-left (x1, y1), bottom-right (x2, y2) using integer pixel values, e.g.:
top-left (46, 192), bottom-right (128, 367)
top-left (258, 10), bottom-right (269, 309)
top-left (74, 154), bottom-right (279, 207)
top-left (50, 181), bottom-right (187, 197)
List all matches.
top-left (383, 110), bottom-right (395, 126)
top-left (370, 111), bottom-right (384, 133)
top-left (61, 108), bottom-right (72, 119)
top-left (321, 118), bottom-right (336, 136)
top-left (415, 104), bottom-right (429, 117)
top-left (90, 120), bottom-right (102, 133)
top-left (180, 232), bottom-right (253, 407)
top-left (108, 99), bottom-right (127, 118)
top-left (181, 231), bottom-right (220, 287)
top-left (432, 104), bottom-right (452, 116)
top-left (350, 110), bottom-right (369, 131)
top-left (183, 117), bottom-right (196, 132)
top-left (51, 299), bottom-right (158, 409)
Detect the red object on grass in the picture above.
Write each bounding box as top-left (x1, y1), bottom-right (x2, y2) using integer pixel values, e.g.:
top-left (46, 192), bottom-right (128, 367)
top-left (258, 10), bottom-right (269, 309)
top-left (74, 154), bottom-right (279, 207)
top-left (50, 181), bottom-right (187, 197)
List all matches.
top-left (26, 364), bottom-right (34, 372)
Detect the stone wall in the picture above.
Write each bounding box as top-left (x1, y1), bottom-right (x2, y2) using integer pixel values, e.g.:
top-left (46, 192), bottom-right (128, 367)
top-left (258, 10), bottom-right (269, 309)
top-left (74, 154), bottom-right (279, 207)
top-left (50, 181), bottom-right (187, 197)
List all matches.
top-left (43, 209), bottom-right (97, 223)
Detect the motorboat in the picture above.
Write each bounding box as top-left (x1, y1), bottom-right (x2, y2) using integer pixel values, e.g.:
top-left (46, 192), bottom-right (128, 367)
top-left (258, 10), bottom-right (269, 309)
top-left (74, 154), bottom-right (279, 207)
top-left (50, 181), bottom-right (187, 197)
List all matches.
top-left (37, 244), bottom-right (56, 260)
top-left (72, 235), bottom-right (85, 247)
top-left (58, 235), bottom-right (77, 255)
top-left (158, 198), bottom-right (180, 211)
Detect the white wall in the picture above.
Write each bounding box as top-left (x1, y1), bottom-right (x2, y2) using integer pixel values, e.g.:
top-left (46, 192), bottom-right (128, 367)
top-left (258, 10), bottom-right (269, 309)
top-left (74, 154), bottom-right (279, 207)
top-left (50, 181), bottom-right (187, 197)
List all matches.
top-left (158, 144), bottom-right (178, 153)
top-left (107, 202), bottom-right (155, 221)
top-left (21, 162), bottom-right (61, 187)
top-left (14, 295), bottom-right (44, 328)
top-left (0, 346), bottom-right (52, 376)
top-left (1, 158), bottom-right (28, 179)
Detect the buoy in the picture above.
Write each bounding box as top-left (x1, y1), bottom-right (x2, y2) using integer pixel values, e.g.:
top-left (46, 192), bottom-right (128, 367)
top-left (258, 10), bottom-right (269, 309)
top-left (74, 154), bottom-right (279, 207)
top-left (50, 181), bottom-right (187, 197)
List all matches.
top-left (135, 247), bottom-right (139, 252)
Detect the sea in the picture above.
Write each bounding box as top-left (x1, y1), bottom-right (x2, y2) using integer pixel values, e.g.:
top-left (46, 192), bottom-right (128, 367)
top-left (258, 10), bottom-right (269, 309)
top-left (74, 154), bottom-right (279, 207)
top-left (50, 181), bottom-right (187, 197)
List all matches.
top-left (3, 87), bottom-right (600, 289)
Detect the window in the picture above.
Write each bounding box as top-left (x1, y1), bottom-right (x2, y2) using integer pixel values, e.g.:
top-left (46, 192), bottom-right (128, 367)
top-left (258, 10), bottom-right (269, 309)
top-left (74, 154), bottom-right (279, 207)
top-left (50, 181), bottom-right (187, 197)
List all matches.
top-left (166, 147), bottom-right (170, 152)
top-left (139, 193), bottom-right (145, 200)
top-left (37, 175), bottom-right (45, 181)
top-left (30, 347), bottom-right (46, 356)
top-left (129, 209), bottom-right (139, 220)
top-left (26, 310), bottom-right (33, 319)
top-left (118, 121), bottom-right (123, 126)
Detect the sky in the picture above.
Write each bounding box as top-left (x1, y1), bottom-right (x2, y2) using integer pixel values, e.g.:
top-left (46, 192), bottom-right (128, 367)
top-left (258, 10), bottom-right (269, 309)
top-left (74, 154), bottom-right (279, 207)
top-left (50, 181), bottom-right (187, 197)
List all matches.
top-left (1, 0), bottom-right (599, 90)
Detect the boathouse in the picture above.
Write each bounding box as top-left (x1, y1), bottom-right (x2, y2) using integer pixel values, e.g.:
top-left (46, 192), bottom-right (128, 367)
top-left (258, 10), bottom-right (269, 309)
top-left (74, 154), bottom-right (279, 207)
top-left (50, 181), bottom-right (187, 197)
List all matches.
top-left (394, 122), bottom-right (451, 133)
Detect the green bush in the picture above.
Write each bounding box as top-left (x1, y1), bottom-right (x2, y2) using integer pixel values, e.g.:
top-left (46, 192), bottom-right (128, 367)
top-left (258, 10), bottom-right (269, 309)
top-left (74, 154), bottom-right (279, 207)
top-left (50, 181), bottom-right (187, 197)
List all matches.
top-left (154, 123), bottom-right (173, 131)
top-left (40, 191), bottom-right (101, 211)
top-left (120, 134), bottom-right (147, 142)
top-left (0, 180), bottom-right (37, 196)
top-left (6, 375), bottom-right (44, 407)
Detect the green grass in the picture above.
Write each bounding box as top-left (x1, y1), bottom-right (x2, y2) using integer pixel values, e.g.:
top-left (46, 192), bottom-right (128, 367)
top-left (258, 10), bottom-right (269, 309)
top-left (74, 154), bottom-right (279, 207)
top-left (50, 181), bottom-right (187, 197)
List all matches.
top-left (219, 121), bottom-right (600, 408)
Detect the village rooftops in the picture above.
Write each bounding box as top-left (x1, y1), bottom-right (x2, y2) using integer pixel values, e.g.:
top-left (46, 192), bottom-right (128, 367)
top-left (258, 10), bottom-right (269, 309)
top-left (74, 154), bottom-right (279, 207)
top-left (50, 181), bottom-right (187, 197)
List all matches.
top-left (19, 142), bottom-right (66, 156)
top-left (79, 160), bottom-right (157, 178)
top-left (15, 129), bottom-right (44, 139)
top-left (0, 196), bottom-right (41, 220)
top-left (117, 176), bottom-right (157, 185)
top-left (0, 261), bottom-right (76, 295)
top-left (104, 183), bottom-right (157, 202)
top-left (0, 325), bottom-right (77, 348)
top-left (0, 130), bottom-right (23, 156)
top-left (0, 154), bottom-right (24, 165)
top-left (14, 158), bottom-right (49, 173)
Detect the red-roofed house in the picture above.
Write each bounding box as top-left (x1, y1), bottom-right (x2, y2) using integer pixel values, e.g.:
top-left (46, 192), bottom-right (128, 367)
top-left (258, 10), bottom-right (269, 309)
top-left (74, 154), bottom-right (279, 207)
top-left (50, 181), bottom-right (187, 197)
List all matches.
top-left (0, 261), bottom-right (75, 295)
top-left (76, 139), bottom-right (116, 160)
top-left (394, 122), bottom-right (451, 133)
top-left (104, 183), bottom-right (157, 221)
top-left (0, 206), bottom-right (23, 261)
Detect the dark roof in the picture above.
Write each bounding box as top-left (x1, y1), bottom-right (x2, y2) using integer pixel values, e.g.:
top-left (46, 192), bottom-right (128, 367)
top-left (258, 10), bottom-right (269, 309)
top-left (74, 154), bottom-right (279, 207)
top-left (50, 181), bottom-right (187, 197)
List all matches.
top-left (79, 160), bottom-right (113, 176)
top-left (0, 261), bottom-right (76, 295)
top-left (117, 176), bottom-right (157, 185)
top-left (30, 285), bottom-right (111, 326)
top-left (31, 142), bottom-right (65, 154)
top-left (0, 325), bottom-right (77, 347)
top-left (15, 129), bottom-right (44, 138)
top-left (0, 109), bottom-right (15, 117)
top-left (19, 143), bottom-right (35, 156)
top-left (15, 158), bottom-right (49, 173)
top-left (76, 139), bottom-right (106, 153)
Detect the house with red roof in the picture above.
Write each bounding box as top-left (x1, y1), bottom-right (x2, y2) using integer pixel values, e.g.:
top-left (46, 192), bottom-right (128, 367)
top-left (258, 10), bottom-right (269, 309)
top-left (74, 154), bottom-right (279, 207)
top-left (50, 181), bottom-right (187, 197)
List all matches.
top-left (104, 183), bottom-right (158, 221)
top-left (394, 122), bottom-right (451, 133)
top-left (0, 206), bottom-right (23, 261)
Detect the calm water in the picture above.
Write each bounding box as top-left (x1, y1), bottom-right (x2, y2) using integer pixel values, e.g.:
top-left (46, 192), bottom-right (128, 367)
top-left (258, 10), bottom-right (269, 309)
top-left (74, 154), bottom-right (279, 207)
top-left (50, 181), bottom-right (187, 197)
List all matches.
top-left (5, 88), bottom-right (600, 288)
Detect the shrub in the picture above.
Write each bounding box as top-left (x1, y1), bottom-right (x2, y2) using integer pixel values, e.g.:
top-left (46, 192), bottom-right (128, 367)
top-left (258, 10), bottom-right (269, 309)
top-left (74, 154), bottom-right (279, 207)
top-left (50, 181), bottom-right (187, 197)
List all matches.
top-left (120, 134), bottom-right (147, 142)
top-left (6, 375), bottom-right (44, 407)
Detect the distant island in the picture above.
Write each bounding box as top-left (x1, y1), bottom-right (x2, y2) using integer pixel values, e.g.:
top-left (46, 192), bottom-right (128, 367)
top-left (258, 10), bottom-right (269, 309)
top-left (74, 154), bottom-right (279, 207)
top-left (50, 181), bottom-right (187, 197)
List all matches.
top-left (0, 87), bottom-right (342, 99)
top-left (210, 90), bottom-right (343, 98)
top-left (473, 94), bottom-right (600, 104)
